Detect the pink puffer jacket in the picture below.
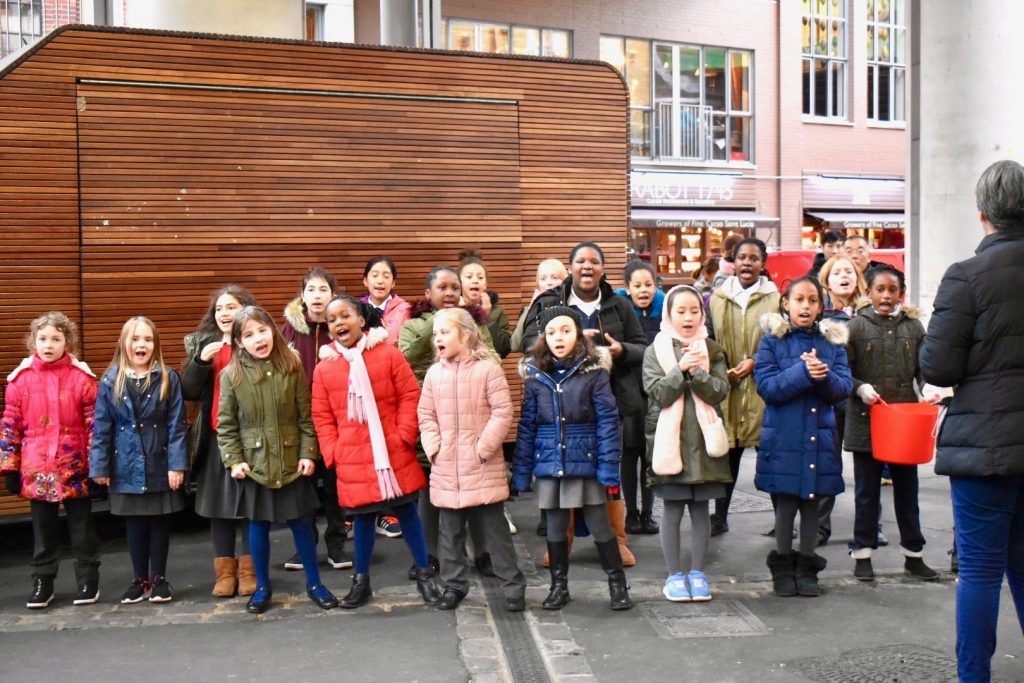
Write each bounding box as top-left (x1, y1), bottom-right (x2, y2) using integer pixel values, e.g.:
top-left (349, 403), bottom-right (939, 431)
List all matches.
top-left (1, 353), bottom-right (97, 502)
top-left (361, 294), bottom-right (412, 346)
top-left (418, 353), bottom-right (513, 509)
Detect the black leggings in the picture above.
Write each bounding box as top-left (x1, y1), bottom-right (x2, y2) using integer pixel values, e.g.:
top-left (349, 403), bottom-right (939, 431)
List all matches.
top-left (210, 518), bottom-right (250, 558)
top-left (715, 445), bottom-right (746, 519)
top-left (621, 448), bottom-right (653, 516)
top-left (774, 495), bottom-right (819, 556)
top-left (126, 515), bottom-right (171, 579)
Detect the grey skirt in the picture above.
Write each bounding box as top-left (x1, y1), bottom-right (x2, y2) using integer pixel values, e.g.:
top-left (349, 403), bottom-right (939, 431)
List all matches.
top-left (110, 489), bottom-right (185, 516)
top-left (238, 476), bottom-right (318, 524)
top-left (194, 435), bottom-right (245, 520)
top-left (654, 483), bottom-right (727, 502)
top-left (535, 477), bottom-right (606, 510)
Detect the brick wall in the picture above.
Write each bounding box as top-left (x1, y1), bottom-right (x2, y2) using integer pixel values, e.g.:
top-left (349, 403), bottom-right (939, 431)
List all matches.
top-left (42, 0), bottom-right (79, 31)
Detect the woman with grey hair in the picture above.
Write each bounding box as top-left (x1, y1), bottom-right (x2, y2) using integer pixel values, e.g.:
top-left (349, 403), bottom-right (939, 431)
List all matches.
top-left (920, 159), bottom-right (1024, 682)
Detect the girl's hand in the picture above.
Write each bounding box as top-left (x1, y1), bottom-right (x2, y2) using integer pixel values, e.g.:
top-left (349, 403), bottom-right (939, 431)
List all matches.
top-left (297, 459), bottom-right (316, 476)
top-left (728, 358), bottom-right (755, 382)
top-left (603, 333), bottom-right (624, 359)
top-left (168, 471), bottom-right (185, 490)
top-left (680, 348), bottom-right (708, 372)
top-left (92, 476), bottom-right (110, 486)
top-left (231, 462), bottom-right (251, 480)
top-left (479, 293), bottom-right (493, 315)
top-left (856, 383), bottom-right (881, 404)
top-left (199, 341), bottom-right (226, 362)
top-left (318, 345), bottom-right (340, 362)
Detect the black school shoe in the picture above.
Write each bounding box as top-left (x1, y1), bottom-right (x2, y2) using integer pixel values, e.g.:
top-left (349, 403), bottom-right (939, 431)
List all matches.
top-left (27, 577), bottom-right (54, 609)
top-left (73, 582), bottom-right (100, 606)
top-left (640, 511), bottom-right (660, 535)
top-left (246, 586), bottom-right (273, 614)
top-left (853, 558), bottom-right (875, 582)
top-left (624, 510), bottom-right (643, 535)
top-left (149, 576), bottom-right (173, 603)
top-left (307, 583), bottom-right (338, 610)
top-left (905, 557), bottom-right (939, 580)
top-left (437, 587), bottom-right (466, 611)
top-left (710, 514), bottom-right (729, 537)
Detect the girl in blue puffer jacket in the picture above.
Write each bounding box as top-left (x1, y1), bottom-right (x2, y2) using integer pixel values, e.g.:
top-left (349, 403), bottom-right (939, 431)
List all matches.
top-left (513, 305), bottom-right (632, 612)
top-left (754, 276), bottom-right (852, 599)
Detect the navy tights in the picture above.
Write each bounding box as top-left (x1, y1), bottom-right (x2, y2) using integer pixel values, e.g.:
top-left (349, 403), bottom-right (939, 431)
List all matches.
top-left (353, 501), bottom-right (429, 574)
top-left (249, 518), bottom-right (321, 590)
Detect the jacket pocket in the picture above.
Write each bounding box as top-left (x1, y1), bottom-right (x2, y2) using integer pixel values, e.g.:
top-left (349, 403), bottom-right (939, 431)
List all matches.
top-left (241, 432), bottom-right (266, 478)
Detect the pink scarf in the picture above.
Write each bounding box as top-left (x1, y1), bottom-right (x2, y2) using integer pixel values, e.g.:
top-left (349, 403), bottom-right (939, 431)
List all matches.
top-left (651, 286), bottom-right (729, 476)
top-left (334, 336), bottom-right (403, 500)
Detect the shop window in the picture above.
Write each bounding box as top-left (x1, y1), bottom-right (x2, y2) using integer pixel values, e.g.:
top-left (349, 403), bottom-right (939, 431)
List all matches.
top-left (802, 0), bottom-right (847, 120)
top-left (867, 0), bottom-right (906, 122)
top-left (304, 3), bottom-right (324, 41)
top-left (603, 35), bottom-right (752, 163)
top-left (1, 0), bottom-right (43, 58)
top-left (443, 18), bottom-right (570, 58)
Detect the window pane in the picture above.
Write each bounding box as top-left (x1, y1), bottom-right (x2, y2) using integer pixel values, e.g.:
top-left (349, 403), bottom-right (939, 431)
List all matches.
top-left (480, 25), bottom-right (509, 54)
top-left (814, 59), bottom-right (829, 116)
top-left (630, 109), bottom-right (651, 157)
top-left (877, 65), bottom-right (891, 121)
top-left (894, 67), bottom-right (906, 121)
top-left (893, 27), bottom-right (905, 65)
top-left (867, 64), bottom-right (876, 119)
top-left (816, 18), bottom-right (828, 54)
top-left (830, 19), bottom-right (844, 57)
top-left (867, 0), bottom-right (875, 21)
top-left (450, 22), bottom-right (475, 51)
top-left (830, 61), bottom-right (845, 118)
top-left (729, 51), bottom-right (751, 112)
top-left (801, 16), bottom-right (812, 54)
top-left (439, 19), bottom-right (447, 48)
top-left (600, 37), bottom-right (625, 73)
top-left (817, 0), bottom-right (827, 14)
top-left (711, 114), bottom-right (727, 161)
top-left (729, 116), bottom-right (751, 162)
top-left (704, 48), bottom-right (727, 112)
top-left (625, 39), bottom-right (651, 106)
top-left (867, 26), bottom-right (875, 61)
top-left (830, 0), bottom-right (844, 17)
top-left (878, 0), bottom-right (890, 22)
top-left (542, 29), bottom-right (570, 58)
top-left (878, 26), bottom-right (890, 61)
top-left (654, 44), bottom-right (674, 102)
top-left (512, 27), bottom-right (540, 56)
top-left (893, 0), bottom-right (905, 25)
top-left (679, 47), bottom-right (701, 105)
top-left (802, 58), bottom-right (812, 115)
top-left (802, 0), bottom-right (812, 12)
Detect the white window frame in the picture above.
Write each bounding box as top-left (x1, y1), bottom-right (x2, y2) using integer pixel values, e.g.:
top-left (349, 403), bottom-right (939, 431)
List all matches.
top-left (443, 17), bottom-right (571, 58)
top-left (802, 0), bottom-right (848, 120)
top-left (866, 0), bottom-right (906, 123)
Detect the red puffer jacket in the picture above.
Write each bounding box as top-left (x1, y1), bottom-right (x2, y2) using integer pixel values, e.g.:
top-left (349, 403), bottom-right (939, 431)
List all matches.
top-left (312, 328), bottom-right (426, 509)
top-left (1, 353), bottom-right (97, 501)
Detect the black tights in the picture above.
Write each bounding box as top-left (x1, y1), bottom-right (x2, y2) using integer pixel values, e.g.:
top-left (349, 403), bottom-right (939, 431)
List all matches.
top-left (210, 518), bottom-right (250, 558)
top-left (715, 445), bottom-right (746, 519)
top-left (774, 495), bottom-right (819, 556)
top-left (621, 448), bottom-right (653, 516)
top-left (126, 515), bottom-right (171, 579)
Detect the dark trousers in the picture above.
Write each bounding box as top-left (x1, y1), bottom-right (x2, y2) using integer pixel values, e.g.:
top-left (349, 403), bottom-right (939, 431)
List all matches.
top-left (311, 459), bottom-right (346, 550)
top-left (951, 476), bottom-right (1024, 682)
top-left (439, 502), bottom-right (525, 600)
top-left (420, 483), bottom-right (489, 559)
top-left (817, 409), bottom-right (844, 538)
top-left (30, 498), bottom-right (101, 583)
top-left (621, 414), bottom-right (653, 515)
top-left (715, 445), bottom-right (746, 519)
top-left (850, 451), bottom-right (924, 553)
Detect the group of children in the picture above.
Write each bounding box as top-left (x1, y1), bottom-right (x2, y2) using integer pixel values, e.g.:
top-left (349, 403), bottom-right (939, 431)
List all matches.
top-left (0, 238), bottom-right (938, 613)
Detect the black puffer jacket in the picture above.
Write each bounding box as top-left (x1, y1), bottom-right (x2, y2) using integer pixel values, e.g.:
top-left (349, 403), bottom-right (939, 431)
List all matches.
top-left (920, 231), bottom-right (1024, 478)
top-left (519, 277), bottom-right (648, 417)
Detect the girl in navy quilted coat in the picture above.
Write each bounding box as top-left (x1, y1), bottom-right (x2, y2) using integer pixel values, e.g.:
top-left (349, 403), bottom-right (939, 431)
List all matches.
top-left (512, 306), bottom-right (632, 611)
top-left (754, 276), bottom-right (852, 598)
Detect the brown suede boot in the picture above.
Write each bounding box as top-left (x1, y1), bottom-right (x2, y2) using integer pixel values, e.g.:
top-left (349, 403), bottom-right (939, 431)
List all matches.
top-left (606, 499), bottom-right (636, 567)
top-left (542, 510), bottom-right (575, 568)
top-left (212, 557), bottom-right (238, 597)
top-left (237, 555), bottom-right (257, 596)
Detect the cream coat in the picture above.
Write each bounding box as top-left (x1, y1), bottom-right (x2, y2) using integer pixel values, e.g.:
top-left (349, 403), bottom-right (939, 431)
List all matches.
top-left (418, 354), bottom-right (513, 509)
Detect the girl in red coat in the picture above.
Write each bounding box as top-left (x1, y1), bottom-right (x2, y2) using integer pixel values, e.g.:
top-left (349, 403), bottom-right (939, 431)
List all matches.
top-left (312, 295), bottom-right (440, 609)
top-left (1, 312), bottom-right (100, 609)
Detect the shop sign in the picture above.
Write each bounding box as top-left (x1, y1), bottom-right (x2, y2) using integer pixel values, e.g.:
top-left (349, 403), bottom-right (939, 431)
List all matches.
top-left (631, 171), bottom-right (756, 208)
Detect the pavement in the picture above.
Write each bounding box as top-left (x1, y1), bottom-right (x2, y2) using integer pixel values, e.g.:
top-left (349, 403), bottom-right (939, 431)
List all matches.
top-left (0, 450), bottom-right (1022, 683)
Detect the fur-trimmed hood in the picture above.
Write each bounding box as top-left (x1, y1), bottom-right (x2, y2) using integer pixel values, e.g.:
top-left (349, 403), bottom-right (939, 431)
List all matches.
top-left (759, 312), bottom-right (850, 345)
top-left (853, 297), bottom-right (921, 320)
top-left (283, 297), bottom-right (311, 335)
top-left (518, 344), bottom-right (612, 379)
top-left (410, 299), bottom-right (489, 325)
top-left (9, 353), bottom-right (94, 381)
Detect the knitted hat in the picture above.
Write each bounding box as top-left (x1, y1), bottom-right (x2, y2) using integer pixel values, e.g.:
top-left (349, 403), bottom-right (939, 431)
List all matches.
top-left (537, 305), bottom-right (582, 332)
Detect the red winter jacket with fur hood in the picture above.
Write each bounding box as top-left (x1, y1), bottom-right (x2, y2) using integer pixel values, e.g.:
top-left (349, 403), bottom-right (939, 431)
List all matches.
top-left (311, 327), bottom-right (426, 509)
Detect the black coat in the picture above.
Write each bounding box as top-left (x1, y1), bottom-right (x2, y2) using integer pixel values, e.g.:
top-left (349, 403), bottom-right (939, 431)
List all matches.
top-left (519, 277), bottom-right (648, 417)
top-left (920, 231), bottom-right (1024, 478)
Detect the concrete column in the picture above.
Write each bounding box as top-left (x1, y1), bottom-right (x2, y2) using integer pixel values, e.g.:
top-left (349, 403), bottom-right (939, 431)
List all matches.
top-left (913, 0), bottom-right (1024, 311)
top-left (122, 0), bottom-right (304, 39)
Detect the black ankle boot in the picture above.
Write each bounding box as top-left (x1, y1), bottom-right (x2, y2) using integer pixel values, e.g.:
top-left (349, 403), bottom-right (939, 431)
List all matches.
top-left (413, 566), bottom-right (441, 605)
top-left (766, 551), bottom-right (797, 597)
top-left (624, 510), bottom-right (643, 535)
top-left (640, 511), bottom-right (660, 534)
top-left (542, 541), bottom-right (570, 610)
top-left (339, 573), bottom-right (372, 609)
top-left (795, 553), bottom-right (827, 597)
top-left (595, 539), bottom-right (633, 611)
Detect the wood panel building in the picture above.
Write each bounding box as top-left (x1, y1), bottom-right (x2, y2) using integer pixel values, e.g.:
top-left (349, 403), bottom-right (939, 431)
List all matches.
top-left (0, 25), bottom-right (629, 515)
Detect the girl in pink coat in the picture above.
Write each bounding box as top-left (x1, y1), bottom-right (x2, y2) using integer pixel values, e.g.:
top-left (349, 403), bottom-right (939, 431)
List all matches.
top-left (418, 308), bottom-right (525, 611)
top-left (361, 255), bottom-right (412, 345)
top-left (1, 312), bottom-right (100, 609)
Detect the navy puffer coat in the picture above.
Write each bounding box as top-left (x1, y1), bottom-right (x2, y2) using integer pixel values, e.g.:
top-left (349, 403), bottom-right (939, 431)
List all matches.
top-left (90, 364), bottom-right (189, 494)
top-left (753, 314), bottom-right (852, 499)
top-left (512, 347), bottom-right (621, 491)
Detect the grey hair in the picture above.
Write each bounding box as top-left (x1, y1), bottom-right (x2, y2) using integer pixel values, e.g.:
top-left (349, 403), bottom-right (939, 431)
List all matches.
top-left (976, 160), bottom-right (1024, 235)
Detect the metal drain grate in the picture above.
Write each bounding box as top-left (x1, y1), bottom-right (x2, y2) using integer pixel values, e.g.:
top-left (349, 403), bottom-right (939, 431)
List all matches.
top-left (641, 599), bottom-right (769, 639)
top-left (482, 578), bottom-right (551, 683)
top-left (790, 644), bottom-right (998, 683)
top-left (728, 490), bottom-right (776, 513)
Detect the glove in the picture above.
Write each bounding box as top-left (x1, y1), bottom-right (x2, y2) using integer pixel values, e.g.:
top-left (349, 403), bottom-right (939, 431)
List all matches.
top-left (856, 383), bottom-right (881, 405)
top-left (4, 471), bottom-right (22, 494)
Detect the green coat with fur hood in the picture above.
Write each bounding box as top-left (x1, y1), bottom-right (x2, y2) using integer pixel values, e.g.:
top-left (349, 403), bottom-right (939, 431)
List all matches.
top-left (216, 353), bottom-right (319, 489)
top-left (843, 303), bottom-right (926, 453)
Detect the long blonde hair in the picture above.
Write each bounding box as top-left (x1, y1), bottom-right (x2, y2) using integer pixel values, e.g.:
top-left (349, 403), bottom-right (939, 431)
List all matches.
top-left (818, 255), bottom-right (867, 308)
top-left (433, 308), bottom-right (500, 364)
top-left (108, 317), bottom-right (170, 402)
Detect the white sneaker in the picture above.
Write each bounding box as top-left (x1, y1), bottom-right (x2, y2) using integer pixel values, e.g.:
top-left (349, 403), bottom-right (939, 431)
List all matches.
top-left (504, 505), bottom-right (517, 535)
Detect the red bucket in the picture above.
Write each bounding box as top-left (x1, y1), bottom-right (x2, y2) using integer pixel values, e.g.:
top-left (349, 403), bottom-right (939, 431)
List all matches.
top-left (870, 401), bottom-right (940, 465)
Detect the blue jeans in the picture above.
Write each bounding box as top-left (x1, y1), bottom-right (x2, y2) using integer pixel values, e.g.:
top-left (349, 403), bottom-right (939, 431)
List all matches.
top-left (950, 476), bottom-right (1024, 682)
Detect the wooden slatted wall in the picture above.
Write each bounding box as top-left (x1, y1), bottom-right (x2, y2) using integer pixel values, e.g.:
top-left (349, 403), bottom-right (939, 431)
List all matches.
top-left (0, 26), bottom-right (629, 515)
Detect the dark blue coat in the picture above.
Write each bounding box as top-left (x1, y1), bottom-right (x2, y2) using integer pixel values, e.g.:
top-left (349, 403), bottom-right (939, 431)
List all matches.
top-left (512, 348), bottom-right (621, 491)
top-left (90, 364), bottom-right (188, 494)
top-left (753, 314), bottom-right (852, 499)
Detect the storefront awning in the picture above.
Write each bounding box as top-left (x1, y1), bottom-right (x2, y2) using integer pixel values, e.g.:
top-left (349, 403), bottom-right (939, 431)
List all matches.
top-left (631, 208), bottom-right (780, 230)
top-left (806, 211), bottom-right (905, 229)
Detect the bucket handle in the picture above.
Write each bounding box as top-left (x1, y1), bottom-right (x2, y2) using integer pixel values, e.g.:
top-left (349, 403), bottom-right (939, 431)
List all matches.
top-left (933, 405), bottom-right (947, 440)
